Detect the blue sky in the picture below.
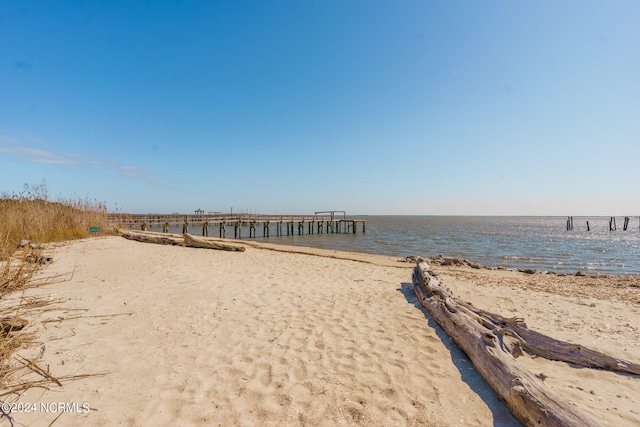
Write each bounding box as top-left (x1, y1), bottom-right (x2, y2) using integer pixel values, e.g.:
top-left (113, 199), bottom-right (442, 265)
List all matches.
top-left (1, 1), bottom-right (638, 215)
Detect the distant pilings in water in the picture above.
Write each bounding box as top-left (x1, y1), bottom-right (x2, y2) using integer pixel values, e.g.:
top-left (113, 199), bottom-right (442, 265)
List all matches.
top-left (566, 216), bottom-right (574, 231)
top-left (608, 216), bottom-right (632, 231)
top-left (566, 216), bottom-right (637, 232)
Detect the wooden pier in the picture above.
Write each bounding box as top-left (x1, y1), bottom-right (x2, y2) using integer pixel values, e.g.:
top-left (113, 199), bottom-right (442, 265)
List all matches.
top-left (109, 211), bottom-right (365, 239)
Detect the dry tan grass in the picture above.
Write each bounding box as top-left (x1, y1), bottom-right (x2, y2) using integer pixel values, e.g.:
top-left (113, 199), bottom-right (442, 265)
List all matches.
top-left (0, 184), bottom-right (114, 419)
top-left (0, 183), bottom-right (114, 258)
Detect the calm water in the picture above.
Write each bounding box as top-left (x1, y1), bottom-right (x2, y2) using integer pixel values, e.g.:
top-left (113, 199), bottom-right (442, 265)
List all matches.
top-left (147, 216), bottom-right (640, 275)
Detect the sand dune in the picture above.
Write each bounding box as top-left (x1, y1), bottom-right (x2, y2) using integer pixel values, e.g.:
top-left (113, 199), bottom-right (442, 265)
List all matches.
top-left (9, 236), bottom-right (639, 426)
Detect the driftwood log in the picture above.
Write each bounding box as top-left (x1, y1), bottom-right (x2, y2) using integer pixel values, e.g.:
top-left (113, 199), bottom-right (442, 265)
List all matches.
top-left (120, 230), bottom-right (183, 246)
top-left (120, 230), bottom-right (246, 252)
top-left (413, 258), bottom-right (607, 427)
top-left (183, 233), bottom-right (246, 252)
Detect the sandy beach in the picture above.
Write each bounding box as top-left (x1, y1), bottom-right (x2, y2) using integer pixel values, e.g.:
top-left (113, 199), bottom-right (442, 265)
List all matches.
top-left (6, 235), bottom-right (640, 426)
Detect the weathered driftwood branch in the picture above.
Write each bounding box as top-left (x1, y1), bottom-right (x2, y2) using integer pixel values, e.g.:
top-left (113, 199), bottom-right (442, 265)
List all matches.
top-left (183, 233), bottom-right (245, 252)
top-left (470, 307), bottom-right (640, 376)
top-left (413, 258), bottom-right (604, 427)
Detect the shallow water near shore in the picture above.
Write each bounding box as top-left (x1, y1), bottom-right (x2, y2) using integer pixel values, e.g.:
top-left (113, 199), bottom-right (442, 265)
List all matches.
top-left (145, 216), bottom-right (640, 275)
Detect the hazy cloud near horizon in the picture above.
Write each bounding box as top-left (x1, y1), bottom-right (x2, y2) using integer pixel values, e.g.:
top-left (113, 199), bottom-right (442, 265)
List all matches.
top-left (0, 138), bottom-right (173, 188)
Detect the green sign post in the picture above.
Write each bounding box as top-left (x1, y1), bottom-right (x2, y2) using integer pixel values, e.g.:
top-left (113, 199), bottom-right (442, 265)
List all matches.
top-left (90, 226), bottom-right (101, 233)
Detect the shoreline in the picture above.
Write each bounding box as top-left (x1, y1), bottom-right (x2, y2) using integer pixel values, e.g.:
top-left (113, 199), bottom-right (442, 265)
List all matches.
top-left (129, 218), bottom-right (640, 276)
top-left (123, 229), bottom-right (640, 278)
top-left (8, 235), bottom-right (640, 426)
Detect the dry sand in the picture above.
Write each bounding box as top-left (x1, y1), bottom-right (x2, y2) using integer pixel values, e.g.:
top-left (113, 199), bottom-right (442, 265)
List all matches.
top-left (4, 235), bottom-right (640, 426)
